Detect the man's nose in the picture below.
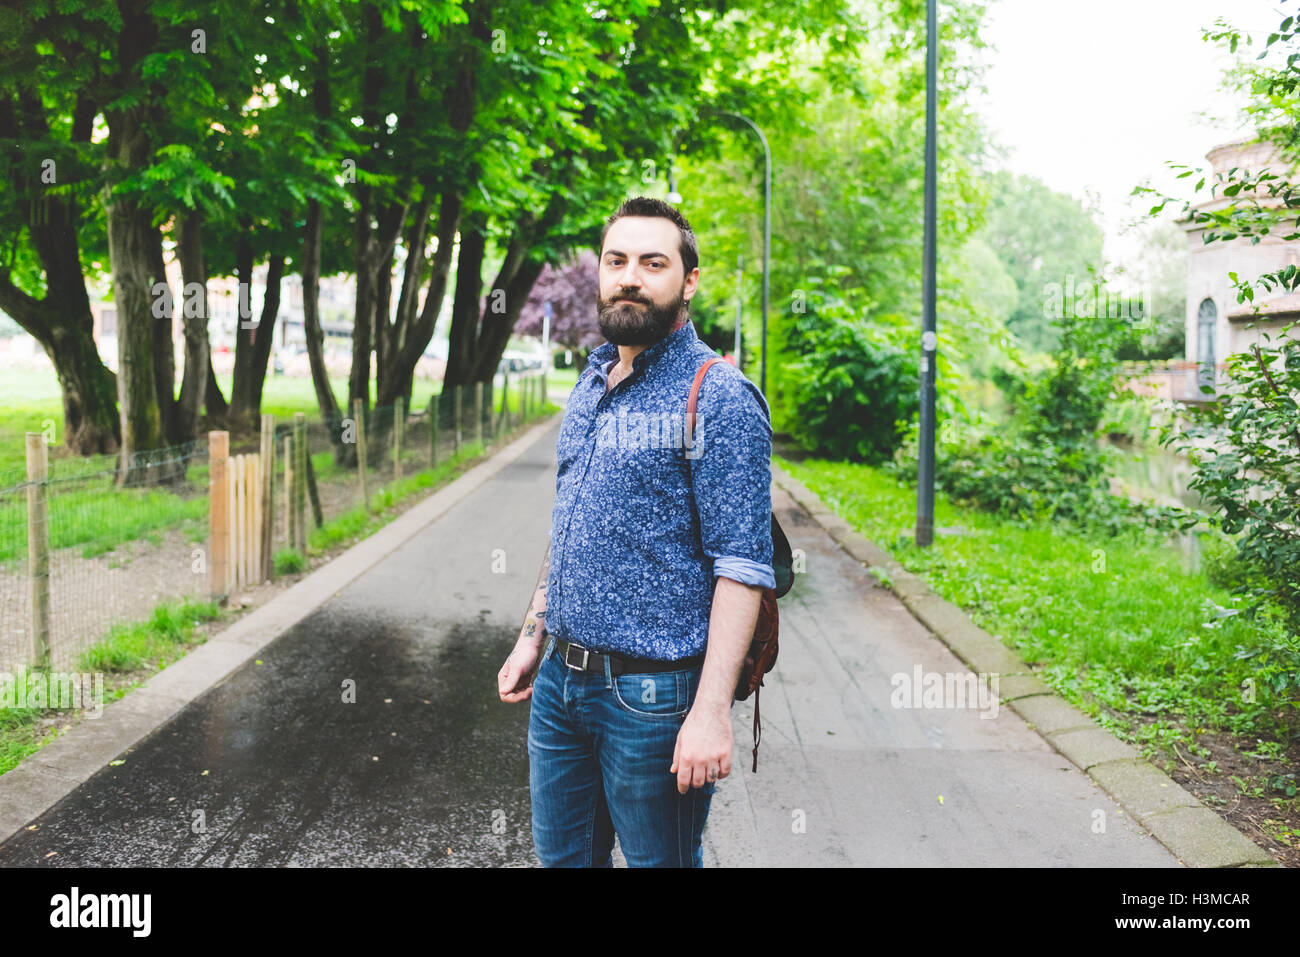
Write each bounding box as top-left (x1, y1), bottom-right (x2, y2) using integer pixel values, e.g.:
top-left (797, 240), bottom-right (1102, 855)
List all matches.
top-left (615, 261), bottom-right (645, 288)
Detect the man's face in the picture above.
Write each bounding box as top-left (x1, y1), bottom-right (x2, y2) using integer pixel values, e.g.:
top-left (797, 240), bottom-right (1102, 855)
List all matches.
top-left (597, 215), bottom-right (700, 346)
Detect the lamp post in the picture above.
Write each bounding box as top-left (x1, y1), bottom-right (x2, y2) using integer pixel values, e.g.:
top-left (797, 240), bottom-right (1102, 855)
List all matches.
top-left (714, 112), bottom-right (772, 397)
top-left (915, 0), bottom-right (939, 548)
top-left (673, 111), bottom-right (771, 396)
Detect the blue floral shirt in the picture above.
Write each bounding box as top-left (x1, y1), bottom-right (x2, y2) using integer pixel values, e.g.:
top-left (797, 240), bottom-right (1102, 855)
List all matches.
top-left (545, 318), bottom-right (775, 661)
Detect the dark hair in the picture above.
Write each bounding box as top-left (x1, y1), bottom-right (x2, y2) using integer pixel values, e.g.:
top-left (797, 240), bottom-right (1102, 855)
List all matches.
top-left (599, 196), bottom-right (699, 276)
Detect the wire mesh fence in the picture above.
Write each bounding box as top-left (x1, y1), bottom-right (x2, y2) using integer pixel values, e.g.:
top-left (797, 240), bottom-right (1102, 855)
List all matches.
top-left (0, 438), bottom-right (211, 673)
top-left (0, 370), bottom-right (552, 674)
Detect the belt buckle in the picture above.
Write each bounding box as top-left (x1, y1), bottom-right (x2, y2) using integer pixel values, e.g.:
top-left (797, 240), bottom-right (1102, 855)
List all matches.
top-left (564, 641), bottom-right (590, 671)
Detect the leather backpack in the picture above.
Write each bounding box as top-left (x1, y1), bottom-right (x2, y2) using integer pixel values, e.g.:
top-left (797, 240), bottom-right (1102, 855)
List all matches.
top-left (687, 356), bottom-right (796, 772)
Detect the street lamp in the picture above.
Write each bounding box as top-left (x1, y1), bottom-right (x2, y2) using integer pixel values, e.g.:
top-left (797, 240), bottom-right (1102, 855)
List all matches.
top-left (915, 0), bottom-right (939, 548)
top-left (672, 110), bottom-right (772, 397)
top-left (714, 111), bottom-right (772, 398)
top-left (666, 164), bottom-right (683, 205)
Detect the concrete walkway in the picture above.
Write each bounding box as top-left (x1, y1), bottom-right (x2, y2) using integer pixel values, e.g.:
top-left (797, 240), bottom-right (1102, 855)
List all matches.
top-left (0, 405), bottom-right (1181, 867)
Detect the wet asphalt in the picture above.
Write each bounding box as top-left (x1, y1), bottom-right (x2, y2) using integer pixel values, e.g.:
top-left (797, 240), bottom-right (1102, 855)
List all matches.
top-left (0, 421), bottom-right (562, 867)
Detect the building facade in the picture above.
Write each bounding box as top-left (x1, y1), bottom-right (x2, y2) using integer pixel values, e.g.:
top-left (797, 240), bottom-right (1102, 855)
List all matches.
top-left (1182, 137), bottom-right (1300, 398)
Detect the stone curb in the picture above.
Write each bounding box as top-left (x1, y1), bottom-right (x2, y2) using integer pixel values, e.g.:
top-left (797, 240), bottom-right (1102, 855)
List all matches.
top-left (0, 415), bottom-right (561, 847)
top-left (770, 462), bottom-right (1277, 868)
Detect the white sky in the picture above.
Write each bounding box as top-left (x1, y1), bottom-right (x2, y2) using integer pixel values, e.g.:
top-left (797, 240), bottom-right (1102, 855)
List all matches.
top-left (975, 0), bottom-right (1291, 270)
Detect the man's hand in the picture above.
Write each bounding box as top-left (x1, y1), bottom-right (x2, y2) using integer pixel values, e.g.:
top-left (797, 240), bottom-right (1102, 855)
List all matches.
top-left (497, 640), bottom-right (542, 703)
top-left (670, 701), bottom-right (733, 793)
top-left (498, 584), bottom-right (547, 703)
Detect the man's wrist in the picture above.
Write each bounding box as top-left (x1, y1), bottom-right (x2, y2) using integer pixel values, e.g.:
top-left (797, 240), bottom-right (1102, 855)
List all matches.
top-left (691, 687), bottom-right (733, 717)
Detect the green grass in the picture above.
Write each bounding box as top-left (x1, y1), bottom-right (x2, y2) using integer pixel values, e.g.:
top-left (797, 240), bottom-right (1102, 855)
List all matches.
top-left (273, 547), bottom-right (306, 575)
top-left (77, 597), bottom-right (224, 673)
top-left (1, 597), bottom-right (224, 776)
top-left (775, 454), bottom-right (1296, 763)
top-left (0, 484), bottom-right (208, 564)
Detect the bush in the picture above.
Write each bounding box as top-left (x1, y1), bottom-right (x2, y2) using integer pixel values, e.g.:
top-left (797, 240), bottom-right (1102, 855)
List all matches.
top-left (1163, 326), bottom-right (1300, 660)
top-left (781, 297), bottom-right (919, 464)
top-left (899, 305), bottom-right (1180, 534)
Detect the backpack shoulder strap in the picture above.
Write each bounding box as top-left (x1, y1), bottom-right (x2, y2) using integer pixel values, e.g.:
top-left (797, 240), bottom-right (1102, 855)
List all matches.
top-left (686, 356), bottom-right (726, 442)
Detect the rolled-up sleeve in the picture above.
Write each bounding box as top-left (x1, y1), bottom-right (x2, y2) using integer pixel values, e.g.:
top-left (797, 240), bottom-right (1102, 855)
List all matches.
top-left (688, 364), bottom-right (776, 590)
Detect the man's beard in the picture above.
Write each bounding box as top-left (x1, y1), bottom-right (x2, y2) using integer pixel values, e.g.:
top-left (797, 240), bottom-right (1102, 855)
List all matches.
top-left (597, 285), bottom-right (685, 346)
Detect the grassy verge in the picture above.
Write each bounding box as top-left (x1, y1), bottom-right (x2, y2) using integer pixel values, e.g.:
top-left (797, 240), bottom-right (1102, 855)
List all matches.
top-left (775, 454), bottom-right (1299, 835)
top-left (0, 597), bottom-right (226, 776)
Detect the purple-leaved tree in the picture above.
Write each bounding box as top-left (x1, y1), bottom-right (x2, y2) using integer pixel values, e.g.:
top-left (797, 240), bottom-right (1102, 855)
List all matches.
top-left (515, 251), bottom-right (603, 358)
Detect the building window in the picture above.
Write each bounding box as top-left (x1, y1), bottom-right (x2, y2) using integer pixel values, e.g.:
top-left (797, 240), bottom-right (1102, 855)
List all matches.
top-left (1196, 298), bottom-right (1216, 395)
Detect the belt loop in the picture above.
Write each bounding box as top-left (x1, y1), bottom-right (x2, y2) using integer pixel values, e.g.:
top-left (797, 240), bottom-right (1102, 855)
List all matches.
top-left (602, 650), bottom-right (613, 689)
top-left (542, 634), bottom-right (555, 663)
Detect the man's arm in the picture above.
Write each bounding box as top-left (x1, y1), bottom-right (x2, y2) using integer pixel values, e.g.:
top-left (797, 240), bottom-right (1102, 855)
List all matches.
top-left (694, 577), bottom-right (761, 714)
top-left (673, 367), bottom-right (774, 791)
top-left (519, 545), bottom-right (550, 650)
top-left (498, 542), bottom-right (550, 703)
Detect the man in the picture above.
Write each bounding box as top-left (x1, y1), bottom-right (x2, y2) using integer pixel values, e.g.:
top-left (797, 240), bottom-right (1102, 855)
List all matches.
top-left (496, 196), bottom-right (775, 868)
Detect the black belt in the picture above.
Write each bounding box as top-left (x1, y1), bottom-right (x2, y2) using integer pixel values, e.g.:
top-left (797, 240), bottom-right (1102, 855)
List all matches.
top-left (551, 636), bottom-right (704, 676)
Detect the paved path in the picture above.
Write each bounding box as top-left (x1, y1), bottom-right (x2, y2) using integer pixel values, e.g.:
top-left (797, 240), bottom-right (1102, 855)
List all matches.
top-left (0, 408), bottom-right (1176, 867)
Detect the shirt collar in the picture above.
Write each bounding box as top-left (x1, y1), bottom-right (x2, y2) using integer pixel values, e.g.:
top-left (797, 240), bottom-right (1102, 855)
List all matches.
top-left (585, 316), bottom-right (697, 381)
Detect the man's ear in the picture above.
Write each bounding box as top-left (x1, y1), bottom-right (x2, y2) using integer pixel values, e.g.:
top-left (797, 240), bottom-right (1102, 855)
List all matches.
top-left (684, 267), bottom-right (700, 298)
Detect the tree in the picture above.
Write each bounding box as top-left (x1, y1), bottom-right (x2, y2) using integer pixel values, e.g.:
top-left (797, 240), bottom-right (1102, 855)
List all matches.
top-left (978, 170), bottom-right (1105, 354)
top-left (515, 251), bottom-right (601, 353)
top-left (0, 1), bottom-right (120, 455)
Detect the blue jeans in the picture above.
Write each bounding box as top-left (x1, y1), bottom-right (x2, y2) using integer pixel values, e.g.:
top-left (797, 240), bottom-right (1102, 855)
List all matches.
top-left (527, 635), bottom-right (716, 867)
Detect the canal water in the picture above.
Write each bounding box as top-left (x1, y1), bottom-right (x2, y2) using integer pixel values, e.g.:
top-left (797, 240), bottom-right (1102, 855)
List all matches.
top-left (1104, 438), bottom-right (1209, 572)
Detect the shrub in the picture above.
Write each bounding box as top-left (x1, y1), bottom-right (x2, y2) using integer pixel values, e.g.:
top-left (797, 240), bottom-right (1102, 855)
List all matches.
top-left (1162, 326), bottom-right (1300, 692)
top-left (781, 298), bottom-right (919, 464)
top-left (899, 305), bottom-right (1179, 534)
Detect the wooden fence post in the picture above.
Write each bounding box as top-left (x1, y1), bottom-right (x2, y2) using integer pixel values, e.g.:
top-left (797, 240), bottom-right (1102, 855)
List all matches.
top-left (353, 397), bottom-right (369, 512)
top-left (429, 393), bottom-right (439, 468)
top-left (453, 384), bottom-right (462, 454)
top-left (474, 382), bottom-right (483, 447)
top-left (283, 434), bottom-right (295, 549)
top-left (209, 430), bottom-right (229, 600)
top-left (293, 412), bottom-right (307, 550)
top-left (499, 367), bottom-right (510, 434)
top-left (250, 453), bottom-right (261, 585)
top-left (25, 432), bottom-right (50, 668)
top-left (233, 454), bottom-right (246, 591)
top-left (259, 414), bottom-right (275, 581)
top-left (393, 399), bottom-right (404, 480)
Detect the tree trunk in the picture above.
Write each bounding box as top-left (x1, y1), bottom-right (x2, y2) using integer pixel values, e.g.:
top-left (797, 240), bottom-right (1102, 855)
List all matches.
top-left (175, 209), bottom-right (209, 440)
top-left (249, 253), bottom-right (284, 414)
top-left (376, 189), bottom-right (462, 411)
top-left (303, 42), bottom-right (344, 459)
top-left (204, 357), bottom-right (229, 419)
top-left (104, 2), bottom-right (175, 488)
top-left (0, 61), bottom-right (120, 456)
top-left (302, 197), bottom-right (343, 461)
top-left (145, 224), bottom-right (181, 446)
top-left (226, 219), bottom-right (257, 435)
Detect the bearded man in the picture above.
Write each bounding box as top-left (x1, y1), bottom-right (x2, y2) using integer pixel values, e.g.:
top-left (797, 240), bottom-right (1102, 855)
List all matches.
top-left (497, 196), bottom-right (774, 868)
